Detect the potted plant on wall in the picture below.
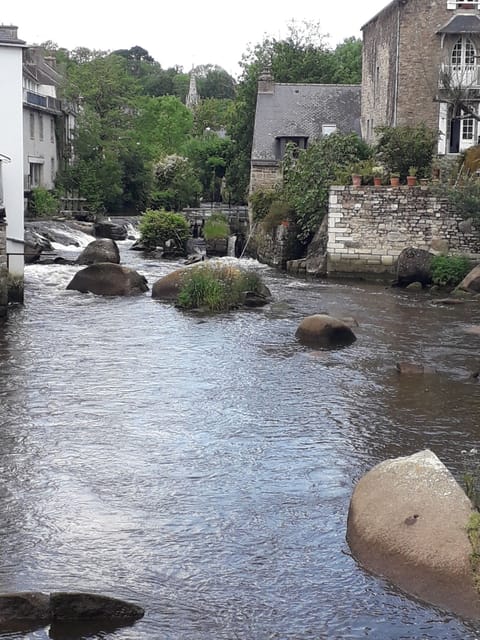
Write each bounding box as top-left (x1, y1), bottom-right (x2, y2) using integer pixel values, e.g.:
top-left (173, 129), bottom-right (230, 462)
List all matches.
top-left (407, 166), bottom-right (417, 186)
top-left (373, 166), bottom-right (384, 187)
top-left (390, 172), bottom-right (400, 187)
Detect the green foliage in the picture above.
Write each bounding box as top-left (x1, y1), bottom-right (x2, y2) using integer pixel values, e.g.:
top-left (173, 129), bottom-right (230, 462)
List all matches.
top-left (282, 133), bottom-right (371, 243)
top-left (182, 135), bottom-right (234, 201)
top-left (249, 188), bottom-right (280, 221)
top-left (139, 209), bottom-right (190, 249)
top-left (430, 255), bottom-right (471, 287)
top-left (192, 98), bottom-right (235, 136)
top-left (133, 95), bottom-right (193, 160)
top-left (262, 200), bottom-right (294, 232)
top-left (203, 213), bottom-right (230, 240)
top-left (443, 174), bottom-right (480, 221)
top-left (177, 265), bottom-right (264, 312)
top-left (30, 188), bottom-right (59, 217)
top-left (193, 64), bottom-right (237, 100)
top-left (375, 124), bottom-right (439, 180)
top-left (152, 155), bottom-right (202, 211)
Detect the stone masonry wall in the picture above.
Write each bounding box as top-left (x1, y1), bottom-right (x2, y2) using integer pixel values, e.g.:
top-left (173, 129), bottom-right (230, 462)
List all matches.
top-left (328, 185), bottom-right (480, 277)
top-left (0, 221), bottom-right (8, 317)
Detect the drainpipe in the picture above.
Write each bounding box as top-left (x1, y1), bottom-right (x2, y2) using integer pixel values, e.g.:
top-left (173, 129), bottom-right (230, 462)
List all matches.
top-left (393, 2), bottom-right (401, 126)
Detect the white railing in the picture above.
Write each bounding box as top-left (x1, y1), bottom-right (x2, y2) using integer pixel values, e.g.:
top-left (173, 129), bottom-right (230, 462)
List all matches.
top-left (439, 64), bottom-right (480, 88)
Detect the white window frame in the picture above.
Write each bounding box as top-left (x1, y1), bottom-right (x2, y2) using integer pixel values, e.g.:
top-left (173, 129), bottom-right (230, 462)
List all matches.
top-left (448, 0), bottom-right (479, 8)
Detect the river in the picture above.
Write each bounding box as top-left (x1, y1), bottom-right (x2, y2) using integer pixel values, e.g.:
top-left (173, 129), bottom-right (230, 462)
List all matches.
top-left (0, 229), bottom-right (480, 639)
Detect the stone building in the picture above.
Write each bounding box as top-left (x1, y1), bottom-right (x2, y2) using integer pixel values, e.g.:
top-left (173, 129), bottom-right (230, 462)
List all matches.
top-left (362, 0), bottom-right (480, 154)
top-left (249, 70), bottom-right (361, 193)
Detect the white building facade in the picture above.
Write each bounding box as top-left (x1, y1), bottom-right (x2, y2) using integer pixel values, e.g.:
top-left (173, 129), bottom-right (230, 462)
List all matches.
top-left (0, 26), bottom-right (26, 280)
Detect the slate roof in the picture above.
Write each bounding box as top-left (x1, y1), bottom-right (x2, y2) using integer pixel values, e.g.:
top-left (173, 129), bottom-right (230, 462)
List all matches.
top-left (251, 83), bottom-right (361, 163)
top-left (0, 25), bottom-right (26, 46)
top-left (437, 14), bottom-right (480, 33)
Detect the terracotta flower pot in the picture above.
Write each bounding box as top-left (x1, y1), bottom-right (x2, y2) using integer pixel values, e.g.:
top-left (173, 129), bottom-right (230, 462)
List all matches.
top-left (352, 174), bottom-right (362, 187)
top-left (407, 176), bottom-right (417, 186)
top-left (373, 177), bottom-right (382, 187)
top-left (390, 176), bottom-right (400, 187)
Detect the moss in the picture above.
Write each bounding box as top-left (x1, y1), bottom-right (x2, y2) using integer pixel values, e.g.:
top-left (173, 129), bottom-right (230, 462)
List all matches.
top-left (467, 512), bottom-right (480, 593)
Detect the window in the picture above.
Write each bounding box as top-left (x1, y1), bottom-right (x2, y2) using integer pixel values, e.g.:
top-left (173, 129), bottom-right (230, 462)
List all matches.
top-left (50, 118), bottom-right (55, 143)
top-left (51, 158), bottom-right (55, 181)
top-left (447, 0), bottom-right (479, 8)
top-left (29, 163), bottom-right (43, 188)
top-left (322, 124), bottom-right (337, 136)
top-left (275, 136), bottom-right (308, 160)
top-left (29, 113), bottom-right (35, 140)
top-left (39, 115), bottom-right (44, 141)
top-left (462, 116), bottom-right (474, 139)
top-left (451, 37), bottom-right (476, 69)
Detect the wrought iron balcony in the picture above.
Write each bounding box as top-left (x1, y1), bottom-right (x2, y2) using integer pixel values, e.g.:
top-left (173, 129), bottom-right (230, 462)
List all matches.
top-left (23, 90), bottom-right (62, 113)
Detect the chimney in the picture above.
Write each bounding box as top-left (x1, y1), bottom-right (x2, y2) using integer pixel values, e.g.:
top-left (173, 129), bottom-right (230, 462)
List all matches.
top-left (44, 55), bottom-right (57, 69)
top-left (258, 67), bottom-right (274, 94)
top-left (0, 25), bottom-right (19, 42)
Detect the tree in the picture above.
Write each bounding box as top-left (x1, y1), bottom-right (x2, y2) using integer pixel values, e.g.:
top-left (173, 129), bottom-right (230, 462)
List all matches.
top-left (151, 155), bottom-right (202, 211)
top-left (282, 133), bottom-right (371, 244)
top-left (192, 98), bottom-right (235, 135)
top-left (194, 64), bottom-right (236, 99)
top-left (182, 134), bottom-right (234, 200)
top-left (331, 38), bottom-right (362, 84)
top-left (132, 95), bottom-right (193, 160)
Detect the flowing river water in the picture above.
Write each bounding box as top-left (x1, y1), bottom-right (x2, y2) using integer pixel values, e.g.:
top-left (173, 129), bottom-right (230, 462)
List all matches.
top-left (1, 229), bottom-right (480, 639)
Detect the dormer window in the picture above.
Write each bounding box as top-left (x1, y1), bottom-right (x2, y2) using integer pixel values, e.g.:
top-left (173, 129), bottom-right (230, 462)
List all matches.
top-left (447, 0), bottom-right (479, 8)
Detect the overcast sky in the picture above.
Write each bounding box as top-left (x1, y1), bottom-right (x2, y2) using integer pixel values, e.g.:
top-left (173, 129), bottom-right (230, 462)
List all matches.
top-left (4, 0), bottom-right (388, 78)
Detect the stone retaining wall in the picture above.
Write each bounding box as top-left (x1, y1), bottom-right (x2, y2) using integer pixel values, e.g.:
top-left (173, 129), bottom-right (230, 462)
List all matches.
top-left (328, 185), bottom-right (480, 277)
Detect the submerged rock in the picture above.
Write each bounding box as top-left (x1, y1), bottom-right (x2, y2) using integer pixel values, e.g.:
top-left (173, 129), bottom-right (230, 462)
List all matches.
top-left (295, 314), bottom-right (356, 348)
top-left (347, 450), bottom-right (480, 619)
top-left (396, 361), bottom-right (435, 375)
top-left (67, 263), bottom-right (148, 296)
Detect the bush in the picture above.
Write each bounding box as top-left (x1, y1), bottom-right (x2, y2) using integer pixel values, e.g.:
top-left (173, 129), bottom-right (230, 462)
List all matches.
top-left (30, 187), bottom-right (59, 217)
top-left (375, 124), bottom-right (438, 180)
top-left (262, 200), bottom-right (294, 232)
top-left (203, 212), bottom-right (230, 240)
top-left (177, 264), bottom-right (264, 312)
top-left (249, 187), bottom-right (280, 222)
top-left (430, 255), bottom-right (471, 287)
top-left (139, 209), bottom-right (190, 250)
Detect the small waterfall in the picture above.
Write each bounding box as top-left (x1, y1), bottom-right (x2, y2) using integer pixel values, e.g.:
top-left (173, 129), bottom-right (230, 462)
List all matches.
top-left (227, 235), bottom-right (237, 257)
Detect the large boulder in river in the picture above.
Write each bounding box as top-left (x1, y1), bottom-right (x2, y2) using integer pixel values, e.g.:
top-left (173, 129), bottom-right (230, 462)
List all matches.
top-left (347, 450), bottom-right (480, 619)
top-left (67, 263), bottom-right (148, 296)
top-left (152, 262), bottom-right (271, 308)
top-left (94, 220), bottom-right (128, 241)
top-left (0, 592), bottom-right (50, 624)
top-left (76, 239), bottom-right (120, 265)
top-left (456, 264), bottom-right (480, 294)
top-left (49, 592), bottom-right (144, 621)
top-left (152, 268), bottom-right (188, 300)
top-left (295, 314), bottom-right (356, 348)
top-left (395, 247), bottom-right (434, 287)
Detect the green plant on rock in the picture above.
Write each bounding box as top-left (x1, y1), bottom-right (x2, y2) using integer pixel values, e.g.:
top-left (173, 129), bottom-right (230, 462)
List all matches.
top-left (29, 187), bottom-right (59, 217)
top-left (430, 255), bottom-right (471, 287)
top-left (203, 212), bottom-right (230, 240)
top-left (139, 208), bottom-right (190, 250)
top-left (177, 264), bottom-right (264, 312)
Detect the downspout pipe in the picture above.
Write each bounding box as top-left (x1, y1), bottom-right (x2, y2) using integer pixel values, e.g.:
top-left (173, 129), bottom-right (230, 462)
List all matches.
top-left (393, 2), bottom-right (401, 126)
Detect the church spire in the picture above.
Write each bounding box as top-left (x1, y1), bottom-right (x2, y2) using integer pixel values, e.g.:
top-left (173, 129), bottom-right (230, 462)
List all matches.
top-left (186, 67), bottom-right (199, 110)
